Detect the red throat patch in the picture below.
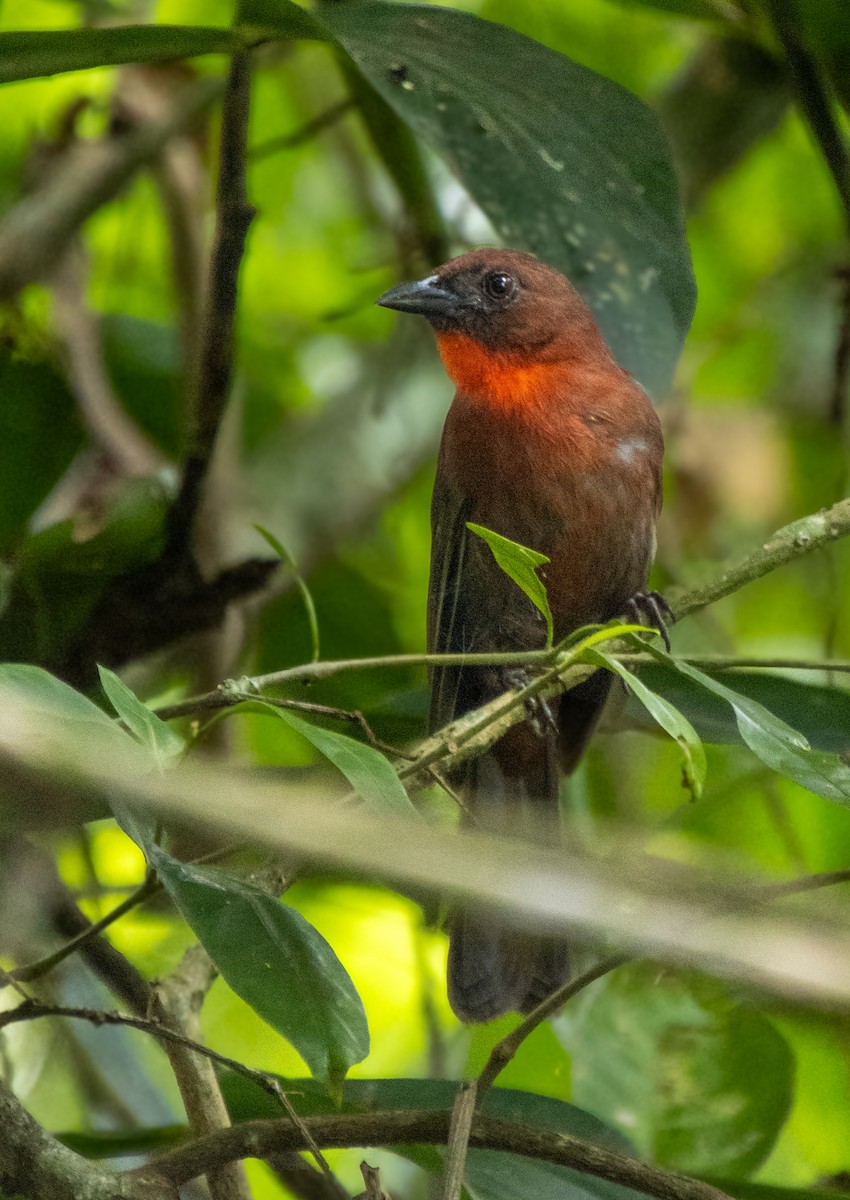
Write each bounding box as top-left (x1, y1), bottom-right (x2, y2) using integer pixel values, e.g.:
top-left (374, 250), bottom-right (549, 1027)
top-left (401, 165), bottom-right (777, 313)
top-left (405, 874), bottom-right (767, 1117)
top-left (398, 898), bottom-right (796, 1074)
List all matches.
top-left (435, 332), bottom-right (569, 409)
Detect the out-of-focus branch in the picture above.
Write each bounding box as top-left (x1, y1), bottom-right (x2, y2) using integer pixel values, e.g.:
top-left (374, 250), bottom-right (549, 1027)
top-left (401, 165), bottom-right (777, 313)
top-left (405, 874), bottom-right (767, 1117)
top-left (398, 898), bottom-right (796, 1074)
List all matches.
top-left (0, 1077), bottom-right (165, 1200)
top-left (53, 252), bottom-right (165, 478)
top-left (765, 0), bottom-right (850, 426)
top-left (0, 74), bottom-right (225, 301)
top-left (165, 52), bottom-right (255, 570)
top-left (251, 97), bottom-right (354, 161)
top-left (765, 0), bottom-right (850, 232)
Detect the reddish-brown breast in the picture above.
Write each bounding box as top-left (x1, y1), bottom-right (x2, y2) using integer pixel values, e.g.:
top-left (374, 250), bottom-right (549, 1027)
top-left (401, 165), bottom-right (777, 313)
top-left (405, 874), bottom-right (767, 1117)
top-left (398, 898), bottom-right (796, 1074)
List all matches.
top-left (437, 333), bottom-right (663, 634)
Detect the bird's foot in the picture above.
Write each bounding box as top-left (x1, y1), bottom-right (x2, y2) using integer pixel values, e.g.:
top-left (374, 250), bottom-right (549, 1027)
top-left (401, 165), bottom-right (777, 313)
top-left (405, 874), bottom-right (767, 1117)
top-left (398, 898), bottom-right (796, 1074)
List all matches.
top-left (503, 667), bottom-right (558, 738)
top-left (623, 591), bottom-right (674, 651)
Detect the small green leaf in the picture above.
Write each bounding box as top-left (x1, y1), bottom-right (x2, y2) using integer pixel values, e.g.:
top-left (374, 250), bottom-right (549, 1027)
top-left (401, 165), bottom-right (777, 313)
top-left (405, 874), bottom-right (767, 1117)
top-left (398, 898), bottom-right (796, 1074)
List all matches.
top-left (254, 525), bottom-right (320, 662)
top-left (250, 699), bottom-right (416, 817)
top-left (467, 522), bottom-right (554, 648)
top-left (98, 665), bottom-right (183, 767)
top-left (148, 847), bottom-right (369, 1088)
top-left (588, 649), bottom-right (706, 800)
top-left (650, 647), bottom-right (850, 806)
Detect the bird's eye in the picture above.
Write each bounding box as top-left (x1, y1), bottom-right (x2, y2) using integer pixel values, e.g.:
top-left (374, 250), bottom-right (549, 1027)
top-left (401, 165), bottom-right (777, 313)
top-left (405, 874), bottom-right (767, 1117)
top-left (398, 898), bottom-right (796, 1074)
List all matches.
top-left (482, 271), bottom-right (517, 302)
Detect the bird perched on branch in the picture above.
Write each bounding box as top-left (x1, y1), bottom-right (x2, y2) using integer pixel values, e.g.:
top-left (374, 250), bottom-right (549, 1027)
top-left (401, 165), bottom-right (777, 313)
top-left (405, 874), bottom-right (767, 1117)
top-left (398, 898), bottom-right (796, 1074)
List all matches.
top-left (377, 248), bottom-right (665, 1022)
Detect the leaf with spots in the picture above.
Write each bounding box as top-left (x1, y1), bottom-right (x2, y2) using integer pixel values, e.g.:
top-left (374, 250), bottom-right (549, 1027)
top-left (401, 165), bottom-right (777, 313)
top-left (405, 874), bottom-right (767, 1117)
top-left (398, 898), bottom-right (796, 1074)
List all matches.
top-left (315, 3), bottom-right (695, 397)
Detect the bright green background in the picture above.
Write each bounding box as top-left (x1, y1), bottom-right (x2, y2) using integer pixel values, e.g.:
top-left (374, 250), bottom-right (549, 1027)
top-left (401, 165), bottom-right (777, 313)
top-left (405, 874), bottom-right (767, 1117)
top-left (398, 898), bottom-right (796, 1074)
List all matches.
top-left (1, 0), bottom-right (850, 1196)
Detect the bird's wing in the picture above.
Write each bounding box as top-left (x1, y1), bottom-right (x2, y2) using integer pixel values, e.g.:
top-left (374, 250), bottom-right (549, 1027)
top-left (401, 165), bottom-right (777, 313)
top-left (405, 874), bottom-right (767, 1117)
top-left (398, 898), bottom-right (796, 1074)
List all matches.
top-left (427, 474), bottom-right (474, 734)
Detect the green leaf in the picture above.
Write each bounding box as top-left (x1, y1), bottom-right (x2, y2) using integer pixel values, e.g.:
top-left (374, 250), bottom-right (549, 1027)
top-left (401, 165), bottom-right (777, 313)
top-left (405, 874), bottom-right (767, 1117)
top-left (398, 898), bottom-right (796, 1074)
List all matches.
top-left (651, 649), bottom-right (850, 806)
top-left (588, 649), bottom-right (706, 799)
top-left (0, 26), bottom-right (239, 84)
top-left (467, 523), bottom-right (553, 648)
top-left (554, 963), bottom-right (794, 1177)
top-left (250, 698), bottom-right (416, 817)
top-left (621, 663), bottom-right (850, 755)
top-left (98, 666), bottom-right (183, 768)
top-left (254, 525), bottom-right (319, 662)
top-left (0, 663), bottom-right (126, 742)
top-left (320, 2), bottom-right (695, 396)
top-left (148, 848), bottom-right (369, 1089)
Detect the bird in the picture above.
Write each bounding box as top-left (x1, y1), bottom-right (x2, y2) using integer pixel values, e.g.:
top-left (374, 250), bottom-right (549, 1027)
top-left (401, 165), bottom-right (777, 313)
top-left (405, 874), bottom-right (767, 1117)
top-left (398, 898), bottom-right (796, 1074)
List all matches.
top-left (376, 248), bottom-right (665, 1023)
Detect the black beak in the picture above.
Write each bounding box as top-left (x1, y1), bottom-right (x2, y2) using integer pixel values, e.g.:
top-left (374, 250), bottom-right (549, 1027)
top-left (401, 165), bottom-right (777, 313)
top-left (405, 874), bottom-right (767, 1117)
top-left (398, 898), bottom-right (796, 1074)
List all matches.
top-left (376, 274), bottom-right (466, 319)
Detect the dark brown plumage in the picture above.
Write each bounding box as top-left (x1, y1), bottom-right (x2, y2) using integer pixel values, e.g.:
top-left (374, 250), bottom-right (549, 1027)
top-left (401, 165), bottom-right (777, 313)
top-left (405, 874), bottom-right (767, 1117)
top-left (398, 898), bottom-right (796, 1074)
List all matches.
top-left (378, 248), bottom-right (663, 1022)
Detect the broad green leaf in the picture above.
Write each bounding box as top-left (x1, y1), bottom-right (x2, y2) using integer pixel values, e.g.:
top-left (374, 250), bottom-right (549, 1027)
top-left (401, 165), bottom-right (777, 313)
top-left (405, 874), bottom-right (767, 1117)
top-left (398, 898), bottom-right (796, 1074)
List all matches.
top-left (320, 2), bottom-right (695, 396)
top-left (554, 964), bottom-right (794, 1176)
top-left (621, 663), bottom-right (850, 755)
top-left (652, 649), bottom-right (850, 806)
top-left (148, 847), bottom-right (369, 1089)
top-left (0, 27), bottom-right (238, 84)
top-left (467, 522), bottom-right (553, 648)
top-left (250, 698), bottom-right (416, 817)
top-left (588, 648), bottom-right (706, 800)
top-left (98, 666), bottom-right (183, 767)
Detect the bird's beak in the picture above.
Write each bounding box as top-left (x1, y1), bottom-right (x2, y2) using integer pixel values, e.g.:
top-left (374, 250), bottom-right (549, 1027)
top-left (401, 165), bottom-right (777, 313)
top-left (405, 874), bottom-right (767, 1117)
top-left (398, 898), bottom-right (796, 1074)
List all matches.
top-left (376, 274), bottom-right (465, 319)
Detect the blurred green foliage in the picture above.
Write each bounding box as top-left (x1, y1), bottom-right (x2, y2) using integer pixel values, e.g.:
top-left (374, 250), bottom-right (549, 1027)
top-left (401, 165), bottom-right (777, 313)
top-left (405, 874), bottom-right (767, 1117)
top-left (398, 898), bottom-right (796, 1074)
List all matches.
top-left (1, 0), bottom-right (850, 1197)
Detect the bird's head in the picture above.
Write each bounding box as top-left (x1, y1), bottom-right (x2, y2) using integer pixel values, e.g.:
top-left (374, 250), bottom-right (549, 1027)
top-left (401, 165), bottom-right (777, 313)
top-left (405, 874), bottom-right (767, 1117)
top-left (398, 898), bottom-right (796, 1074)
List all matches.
top-left (376, 248), bottom-right (600, 359)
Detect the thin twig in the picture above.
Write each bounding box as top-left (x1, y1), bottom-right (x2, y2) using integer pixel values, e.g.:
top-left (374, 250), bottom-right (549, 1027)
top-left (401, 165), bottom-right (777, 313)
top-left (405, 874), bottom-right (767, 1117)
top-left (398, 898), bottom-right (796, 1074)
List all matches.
top-left (477, 955), bottom-right (629, 1096)
top-left (251, 98), bottom-right (355, 161)
top-left (8, 874), bottom-right (157, 985)
top-left (441, 1082), bottom-right (477, 1200)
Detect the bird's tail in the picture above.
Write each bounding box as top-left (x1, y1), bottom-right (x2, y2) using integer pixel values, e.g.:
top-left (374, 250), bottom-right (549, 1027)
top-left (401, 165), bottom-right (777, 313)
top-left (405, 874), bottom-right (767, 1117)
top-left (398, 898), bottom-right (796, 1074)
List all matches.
top-left (446, 720), bottom-right (571, 1023)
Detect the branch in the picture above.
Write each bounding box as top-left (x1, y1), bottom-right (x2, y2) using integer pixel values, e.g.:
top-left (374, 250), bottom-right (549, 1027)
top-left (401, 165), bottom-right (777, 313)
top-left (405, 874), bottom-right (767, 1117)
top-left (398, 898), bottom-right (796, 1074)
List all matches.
top-left (165, 51), bottom-right (255, 569)
top-left (0, 1078), bottom-right (163, 1200)
top-left (154, 494), bottom-right (850, 726)
top-left (0, 75), bottom-right (225, 301)
top-left (764, 0), bottom-right (850, 232)
top-left (671, 495), bottom-right (850, 622)
top-left (134, 1109), bottom-right (733, 1200)
top-left (251, 98), bottom-right (355, 161)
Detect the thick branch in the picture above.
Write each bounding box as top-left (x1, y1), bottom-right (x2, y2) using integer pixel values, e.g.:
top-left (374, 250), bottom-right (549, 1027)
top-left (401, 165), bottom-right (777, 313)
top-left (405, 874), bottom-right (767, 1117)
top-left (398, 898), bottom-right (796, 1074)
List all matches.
top-left (0, 1077), bottom-right (166, 1200)
top-left (135, 1109), bottom-right (731, 1200)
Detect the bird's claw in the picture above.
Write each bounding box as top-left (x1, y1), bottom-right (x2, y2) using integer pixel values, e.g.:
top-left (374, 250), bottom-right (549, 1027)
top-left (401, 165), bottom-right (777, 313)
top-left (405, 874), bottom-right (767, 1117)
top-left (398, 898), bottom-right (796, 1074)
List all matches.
top-left (623, 591), bottom-right (673, 651)
top-left (503, 667), bottom-right (558, 738)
